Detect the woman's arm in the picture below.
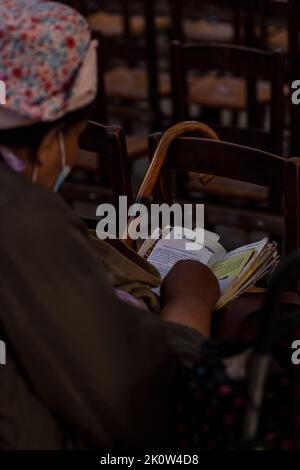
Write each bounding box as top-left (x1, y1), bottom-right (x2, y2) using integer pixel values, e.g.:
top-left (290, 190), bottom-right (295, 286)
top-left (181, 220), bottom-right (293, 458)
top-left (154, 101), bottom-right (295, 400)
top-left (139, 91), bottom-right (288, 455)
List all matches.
top-left (161, 260), bottom-right (220, 337)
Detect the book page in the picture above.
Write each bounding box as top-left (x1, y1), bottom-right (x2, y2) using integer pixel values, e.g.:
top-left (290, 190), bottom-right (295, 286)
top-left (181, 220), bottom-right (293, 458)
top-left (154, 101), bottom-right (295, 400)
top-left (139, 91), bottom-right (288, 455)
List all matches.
top-left (212, 238), bottom-right (268, 297)
top-left (215, 240), bottom-right (278, 309)
top-left (147, 228), bottom-right (226, 279)
top-left (212, 249), bottom-right (255, 295)
top-left (139, 226), bottom-right (221, 258)
top-left (224, 238), bottom-right (268, 268)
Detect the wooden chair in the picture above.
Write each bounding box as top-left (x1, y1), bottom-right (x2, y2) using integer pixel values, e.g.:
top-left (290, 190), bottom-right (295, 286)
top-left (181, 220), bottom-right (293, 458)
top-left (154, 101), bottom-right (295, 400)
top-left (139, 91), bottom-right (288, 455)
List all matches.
top-left (90, 30), bottom-right (148, 162)
top-left (61, 121), bottom-right (133, 208)
top-left (146, 132), bottom-right (300, 275)
top-left (171, 41), bottom-right (285, 155)
top-left (90, 0), bottom-right (171, 131)
top-left (245, 0), bottom-right (292, 53)
top-left (245, 0), bottom-right (300, 156)
top-left (170, 43), bottom-right (286, 214)
top-left (170, 0), bottom-right (243, 45)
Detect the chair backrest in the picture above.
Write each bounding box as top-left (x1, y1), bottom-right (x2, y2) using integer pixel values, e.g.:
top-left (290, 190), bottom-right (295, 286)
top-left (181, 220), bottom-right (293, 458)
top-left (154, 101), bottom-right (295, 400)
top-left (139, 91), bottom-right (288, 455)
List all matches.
top-left (147, 133), bottom-right (300, 265)
top-left (243, 0), bottom-right (300, 156)
top-left (91, 0), bottom-right (163, 129)
top-left (81, 121), bottom-right (133, 206)
top-left (62, 121), bottom-right (133, 208)
top-left (170, 0), bottom-right (243, 44)
top-left (171, 41), bottom-right (285, 155)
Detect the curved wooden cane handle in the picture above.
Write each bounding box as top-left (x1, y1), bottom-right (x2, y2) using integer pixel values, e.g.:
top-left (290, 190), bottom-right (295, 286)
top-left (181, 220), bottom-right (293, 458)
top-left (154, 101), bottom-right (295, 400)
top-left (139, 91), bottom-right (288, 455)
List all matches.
top-left (125, 121), bottom-right (220, 247)
top-left (138, 121), bottom-right (219, 203)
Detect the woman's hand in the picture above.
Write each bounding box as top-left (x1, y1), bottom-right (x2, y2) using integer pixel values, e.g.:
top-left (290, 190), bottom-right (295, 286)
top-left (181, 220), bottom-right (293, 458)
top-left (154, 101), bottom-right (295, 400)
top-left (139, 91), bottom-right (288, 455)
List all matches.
top-left (160, 260), bottom-right (220, 336)
top-left (161, 260), bottom-right (220, 310)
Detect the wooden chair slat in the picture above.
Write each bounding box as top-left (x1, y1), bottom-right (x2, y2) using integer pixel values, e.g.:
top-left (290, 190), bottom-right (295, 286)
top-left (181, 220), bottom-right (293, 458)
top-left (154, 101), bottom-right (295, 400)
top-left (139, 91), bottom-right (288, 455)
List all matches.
top-left (168, 137), bottom-right (285, 190)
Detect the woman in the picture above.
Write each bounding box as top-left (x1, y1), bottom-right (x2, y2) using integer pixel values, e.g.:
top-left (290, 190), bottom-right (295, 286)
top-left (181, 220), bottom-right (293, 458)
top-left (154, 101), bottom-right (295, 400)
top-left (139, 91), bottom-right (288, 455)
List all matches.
top-left (0, 0), bottom-right (220, 449)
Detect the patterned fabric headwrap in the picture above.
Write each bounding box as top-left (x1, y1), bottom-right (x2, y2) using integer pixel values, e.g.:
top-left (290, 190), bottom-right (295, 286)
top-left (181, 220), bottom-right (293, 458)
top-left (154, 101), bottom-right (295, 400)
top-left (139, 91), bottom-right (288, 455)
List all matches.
top-left (0, 0), bottom-right (97, 129)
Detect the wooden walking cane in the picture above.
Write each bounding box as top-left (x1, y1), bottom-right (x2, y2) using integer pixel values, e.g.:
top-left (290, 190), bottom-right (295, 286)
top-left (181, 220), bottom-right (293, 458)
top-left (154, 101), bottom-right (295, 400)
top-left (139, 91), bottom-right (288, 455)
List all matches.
top-left (125, 121), bottom-right (220, 248)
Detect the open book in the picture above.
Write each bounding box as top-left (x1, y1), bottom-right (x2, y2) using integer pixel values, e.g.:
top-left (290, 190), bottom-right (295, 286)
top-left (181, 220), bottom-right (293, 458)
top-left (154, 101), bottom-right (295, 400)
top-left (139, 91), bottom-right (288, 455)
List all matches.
top-left (139, 227), bottom-right (279, 310)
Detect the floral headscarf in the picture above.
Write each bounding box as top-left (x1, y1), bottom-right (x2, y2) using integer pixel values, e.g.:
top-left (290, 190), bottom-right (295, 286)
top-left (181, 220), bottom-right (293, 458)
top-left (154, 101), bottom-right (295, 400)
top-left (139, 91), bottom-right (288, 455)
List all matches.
top-left (0, 0), bottom-right (97, 129)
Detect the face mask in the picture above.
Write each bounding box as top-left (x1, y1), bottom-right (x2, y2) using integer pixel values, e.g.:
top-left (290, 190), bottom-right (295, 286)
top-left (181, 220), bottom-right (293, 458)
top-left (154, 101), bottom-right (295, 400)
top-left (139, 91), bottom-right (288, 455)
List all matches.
top-left (53, 131), bottom-right (71, 192)
top-left (32, 131), bottom-right (71, 192)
